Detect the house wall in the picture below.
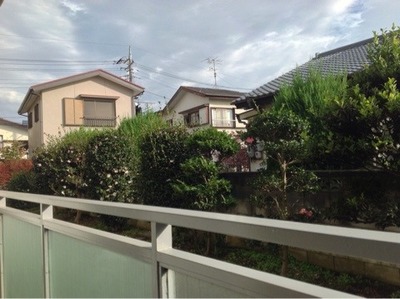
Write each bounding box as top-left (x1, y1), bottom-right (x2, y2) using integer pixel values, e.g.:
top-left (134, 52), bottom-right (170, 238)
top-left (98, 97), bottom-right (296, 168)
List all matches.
top-left (166, 93), bottom-right (209, 126)
top-left (29, 76), bottom-right (134, 152)
top-left (0, 125), bottom-right (28, 144)
top-left (164, 94), bottom-right (248, 134)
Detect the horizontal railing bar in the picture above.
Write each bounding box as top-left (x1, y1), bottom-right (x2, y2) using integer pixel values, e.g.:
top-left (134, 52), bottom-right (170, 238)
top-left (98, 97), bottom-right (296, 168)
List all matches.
top-left (44, 219), bottom-right (152, 263)
top-left (0, 206), bottom-right (41, 226)
top-left (158, 248), bottom-right (359, 298)
top-left (1, 191), bottom-right (399, 265)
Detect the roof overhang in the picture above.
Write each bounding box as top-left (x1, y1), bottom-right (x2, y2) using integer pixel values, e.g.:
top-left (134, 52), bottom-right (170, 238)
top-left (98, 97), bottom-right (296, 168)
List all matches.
top-left (18, 69), bottom-right (144, 115)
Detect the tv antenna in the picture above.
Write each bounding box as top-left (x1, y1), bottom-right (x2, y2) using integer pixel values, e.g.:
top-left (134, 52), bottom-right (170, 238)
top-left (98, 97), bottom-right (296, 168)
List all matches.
top-left (204, 57), bottom-right (221, 86)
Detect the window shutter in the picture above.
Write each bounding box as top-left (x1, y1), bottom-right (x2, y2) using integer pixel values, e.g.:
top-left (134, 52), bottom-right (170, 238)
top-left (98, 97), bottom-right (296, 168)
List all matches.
top-left (64, 98), bottom-right (83, 125)
top-left (199, 107), bottom-right (208, 125)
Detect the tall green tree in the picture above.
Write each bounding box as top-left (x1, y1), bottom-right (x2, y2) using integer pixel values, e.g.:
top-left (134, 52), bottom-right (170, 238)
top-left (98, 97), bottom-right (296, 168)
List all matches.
top-left (172, 128), bottom-right (240, 255)
top-left (245, 109), bottom-right (318, 276)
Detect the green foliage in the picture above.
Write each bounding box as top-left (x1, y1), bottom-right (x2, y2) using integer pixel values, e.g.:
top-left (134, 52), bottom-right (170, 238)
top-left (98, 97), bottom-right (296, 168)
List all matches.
top-left (33, 128), bottom-right (99, 197)
top-left (0, 141), bottom-right (27, 161)
top-left (186, 128), bottom-right (240, 160)
top-left (85, 129), bottom-right (136, 203)
top-left (84, 129), bottom-right (139, 230)
top-left (172, 156), bottom-right (234, 211)
top-left (245, 108), bottom-right (319, 223)
top-left (137, 126), bottom-right (190, 207)
top-left (324, 175), bottom-right (400, 229)
top-left (274, 68), bottom-right (348, 122)
top-left (0, 159), bottom-right (33, 189)
top-left (171, 128), bottom-right (239, 212)
top-left (7, 169), bottom-right (37, 193)
top-left (245, 109), bottom-right (310, 167)
top-left (351, 24), bottom-right (400, 96)
top-left (118, 112), bottom-right (168, 169)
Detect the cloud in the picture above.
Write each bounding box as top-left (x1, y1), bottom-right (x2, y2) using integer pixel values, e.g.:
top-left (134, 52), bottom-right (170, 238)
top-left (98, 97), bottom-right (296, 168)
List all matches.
top-left (2, 0), bottom-right (400, 121)
top-left (61, 0), bottom-right (86, 15)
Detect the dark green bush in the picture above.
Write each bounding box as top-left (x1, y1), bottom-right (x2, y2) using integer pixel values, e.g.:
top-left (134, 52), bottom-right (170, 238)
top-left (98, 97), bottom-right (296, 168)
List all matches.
top-left (33, 128), bottom-right (99, 197)
top-left (137, 126), bottom-right (190, 207)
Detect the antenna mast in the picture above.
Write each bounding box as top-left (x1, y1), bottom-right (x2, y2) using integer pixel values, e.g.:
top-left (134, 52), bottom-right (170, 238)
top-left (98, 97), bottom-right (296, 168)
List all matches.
top-left (205, 57), bottom-right (221, 86)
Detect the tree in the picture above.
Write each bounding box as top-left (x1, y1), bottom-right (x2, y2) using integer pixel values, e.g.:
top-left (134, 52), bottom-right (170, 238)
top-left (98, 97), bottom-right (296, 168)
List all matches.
top-left (244, 109), bottom-right (319, 276)
top-left (171, 128), bottom-right (240, 255)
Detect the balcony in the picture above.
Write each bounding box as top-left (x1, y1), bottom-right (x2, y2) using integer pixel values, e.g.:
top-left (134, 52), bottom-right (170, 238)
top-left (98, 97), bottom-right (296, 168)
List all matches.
top-left (0, 190), bottom-right (398, 297)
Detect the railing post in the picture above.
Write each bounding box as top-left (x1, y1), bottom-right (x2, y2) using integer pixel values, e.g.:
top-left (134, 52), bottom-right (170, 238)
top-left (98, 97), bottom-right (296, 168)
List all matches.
top-left (151, 222), bottom-right (173, 298)
top-left (41, 204), bottom-right (53, 298)
top-left (0, 196), bottom-right (5, 298)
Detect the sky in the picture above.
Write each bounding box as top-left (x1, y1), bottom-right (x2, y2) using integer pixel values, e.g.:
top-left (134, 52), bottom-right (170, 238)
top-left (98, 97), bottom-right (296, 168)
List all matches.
top-left (1, 0), bottom-right (400, 123)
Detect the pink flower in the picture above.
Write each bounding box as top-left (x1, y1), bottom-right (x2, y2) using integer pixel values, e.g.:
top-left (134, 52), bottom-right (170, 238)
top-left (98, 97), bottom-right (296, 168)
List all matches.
top-left (245, 137), bottom-right (255, 144)
top-left (299, 208), bottom-right (313, 218)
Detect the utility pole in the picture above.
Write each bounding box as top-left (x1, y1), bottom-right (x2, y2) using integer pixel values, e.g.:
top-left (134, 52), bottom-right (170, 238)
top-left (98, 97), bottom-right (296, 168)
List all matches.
top-left (115, 45), bottom-right (134, 83)
top-left (115, 46), bottom-right (137, 115)
top-left (205, 57), bottom-right (221, 86)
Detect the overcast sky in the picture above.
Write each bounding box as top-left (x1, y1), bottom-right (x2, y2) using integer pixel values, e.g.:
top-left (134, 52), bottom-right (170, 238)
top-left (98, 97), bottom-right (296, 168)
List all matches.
top-left (1, 0), bottom-right (400, 123)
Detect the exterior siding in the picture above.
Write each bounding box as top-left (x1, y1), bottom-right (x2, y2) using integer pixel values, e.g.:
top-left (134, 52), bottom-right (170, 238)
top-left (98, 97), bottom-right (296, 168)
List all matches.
top-left (29, 77), bottom-right (134, 152)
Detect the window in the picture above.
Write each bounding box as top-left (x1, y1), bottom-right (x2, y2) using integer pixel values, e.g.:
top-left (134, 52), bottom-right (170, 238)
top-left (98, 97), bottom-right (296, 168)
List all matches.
top-left (182, 106), bottom-right (208, 127)
top-left (184, 111), bottom-right (200, 127)
top-left (211, 108), bottom-right (235, 128)
top-left (64, 97), bottom-right (116, 127)
top-left (34, 104), bottom-right (39, 122)
top-left (28, 112), bottom-right (33, 128)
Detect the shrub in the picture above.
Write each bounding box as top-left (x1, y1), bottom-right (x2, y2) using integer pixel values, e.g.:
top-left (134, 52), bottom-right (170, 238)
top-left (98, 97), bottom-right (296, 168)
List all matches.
top-left (7, 169), bottom-right (37, 193)
top-left (137, 126), bottom-right (190, 207)
top-left (33, 128), bottom-right (99, 197)
top-left (85, 128), bottom-right (150, 231)
top-left (118, 112), bottom-right (168, 171)
top-left (85, 129), bottom-right (137, 204)
top-left (0, 159), bottom-right (33, 189)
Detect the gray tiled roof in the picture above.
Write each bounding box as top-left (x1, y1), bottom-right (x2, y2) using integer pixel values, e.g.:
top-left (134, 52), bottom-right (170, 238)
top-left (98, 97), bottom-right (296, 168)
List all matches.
top-left (182, 86), bottom-right (244, 98)
top-left (0, 117), bottom-right (27, 130)
top-left (234, 37), bottom-right (373, 107)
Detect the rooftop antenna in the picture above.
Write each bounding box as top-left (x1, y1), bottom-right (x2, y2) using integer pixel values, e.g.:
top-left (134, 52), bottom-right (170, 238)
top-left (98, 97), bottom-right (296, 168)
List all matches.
top-left (204, 57), bottom-right (221, 86)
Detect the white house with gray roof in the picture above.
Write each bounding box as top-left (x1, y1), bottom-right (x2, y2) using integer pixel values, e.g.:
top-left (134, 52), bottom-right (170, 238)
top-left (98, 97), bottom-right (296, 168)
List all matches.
top-left (162, 86), bottom-right (247, 134)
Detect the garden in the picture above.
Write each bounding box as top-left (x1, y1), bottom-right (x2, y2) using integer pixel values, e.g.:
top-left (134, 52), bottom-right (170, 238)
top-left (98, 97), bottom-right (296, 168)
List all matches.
top-left (1, 26), bottom-right (400, 297)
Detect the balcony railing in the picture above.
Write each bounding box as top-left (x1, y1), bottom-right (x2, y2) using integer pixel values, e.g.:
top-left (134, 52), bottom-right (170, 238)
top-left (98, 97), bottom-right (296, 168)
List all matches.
top-left (0, 190), bottom-right (398, 298)
top-left (83, 117), bottom-right (116, 127)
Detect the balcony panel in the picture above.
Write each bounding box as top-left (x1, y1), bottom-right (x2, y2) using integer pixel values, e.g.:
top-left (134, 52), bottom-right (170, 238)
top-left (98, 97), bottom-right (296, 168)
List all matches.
top-left (48, 231), bottom-right (152, 298)
top-left (174, 270), bottom-right (248, 298)
top-left (3, 215), bottom-right (44, 298)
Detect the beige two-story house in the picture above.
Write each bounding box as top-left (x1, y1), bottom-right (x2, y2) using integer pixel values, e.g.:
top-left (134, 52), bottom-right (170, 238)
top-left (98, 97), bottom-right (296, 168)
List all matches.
top-left (18, 69), bottom-right (144, 153)
top-left (162, 86), bottom-right (246, 133)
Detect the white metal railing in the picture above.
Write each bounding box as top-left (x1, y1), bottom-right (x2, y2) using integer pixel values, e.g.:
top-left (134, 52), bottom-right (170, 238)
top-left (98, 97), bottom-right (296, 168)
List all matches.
top-left (0, 190), bottom-right (399, 297)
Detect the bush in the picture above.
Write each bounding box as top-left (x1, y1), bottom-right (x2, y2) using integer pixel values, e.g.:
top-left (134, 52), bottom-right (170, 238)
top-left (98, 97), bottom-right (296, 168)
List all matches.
top-left (0, 159), bottom-right (33, 189)
top-left (85, 129), bottom-right (141, 231)
top-left (33, 128), bottom-right (99, 197)
top-left (137, 126), bottom-right (190, 207)
top-left (7, 169), bottom-right (37, 193)
top-left (85, 129), bottom-right (137, 203)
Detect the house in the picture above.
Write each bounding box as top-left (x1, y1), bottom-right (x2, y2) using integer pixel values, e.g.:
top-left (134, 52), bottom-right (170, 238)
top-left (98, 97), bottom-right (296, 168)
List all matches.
top-left (162, 86), bottom-right (247, 133)
top-left (233, 37), bottom-right (372, 120)
top-left (0, 118), bottom-right (28, 158)
top-left (18, 69), bottom-right (144, 153)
